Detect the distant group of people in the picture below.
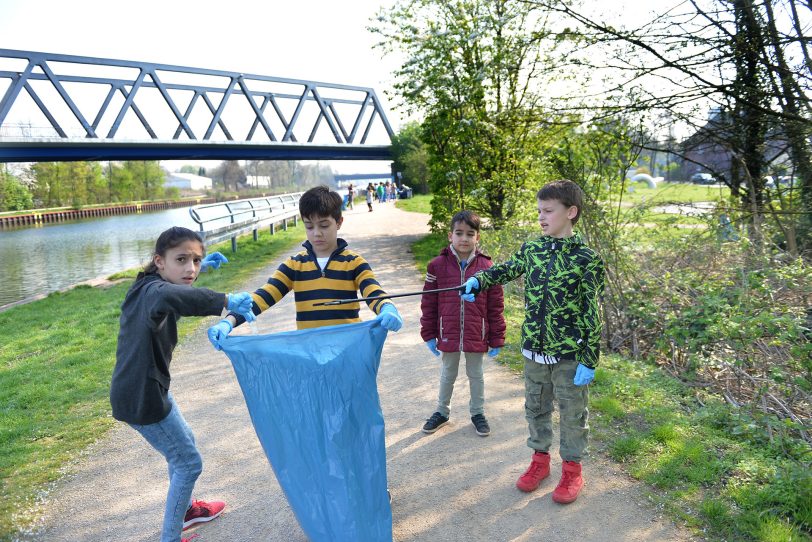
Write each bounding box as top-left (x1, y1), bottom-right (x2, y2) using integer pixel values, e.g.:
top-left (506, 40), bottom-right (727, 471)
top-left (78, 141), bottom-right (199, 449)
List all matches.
top-left (111, 179), bottom-right (604, 541)
top-left (344, 181), bottom-right (399, 213)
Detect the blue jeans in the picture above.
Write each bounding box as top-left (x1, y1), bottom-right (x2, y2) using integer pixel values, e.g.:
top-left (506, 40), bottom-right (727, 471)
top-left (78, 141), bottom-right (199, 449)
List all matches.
top-left (129, 393), bottom-right (202, 542)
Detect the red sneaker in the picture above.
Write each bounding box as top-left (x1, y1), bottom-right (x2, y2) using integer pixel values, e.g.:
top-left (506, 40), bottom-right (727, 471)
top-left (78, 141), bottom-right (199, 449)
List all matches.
top-left (516, 451), bottom-right (550, 492)
top-left (183, 499), bottom-right (226, 530)
top-left (182, 535), bottom-right (200, 542)
top-left (552, 461), bottom-right (584, 504)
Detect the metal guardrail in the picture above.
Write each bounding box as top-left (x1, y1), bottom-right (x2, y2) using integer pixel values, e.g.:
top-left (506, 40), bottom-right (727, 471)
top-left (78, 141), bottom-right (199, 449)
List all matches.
top-left (189, 192), bottom-right (303, 251)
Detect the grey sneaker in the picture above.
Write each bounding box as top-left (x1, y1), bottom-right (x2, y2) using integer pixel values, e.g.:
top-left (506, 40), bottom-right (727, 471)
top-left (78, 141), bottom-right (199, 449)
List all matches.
top-left (471, 414), bottom-right (490, 436)
top-left (422, 412), bottom-right (449, 434)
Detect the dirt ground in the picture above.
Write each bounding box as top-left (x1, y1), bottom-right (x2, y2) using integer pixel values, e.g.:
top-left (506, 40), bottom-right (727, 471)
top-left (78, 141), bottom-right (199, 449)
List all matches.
top-left (30, 202), bottom-right (698, 542)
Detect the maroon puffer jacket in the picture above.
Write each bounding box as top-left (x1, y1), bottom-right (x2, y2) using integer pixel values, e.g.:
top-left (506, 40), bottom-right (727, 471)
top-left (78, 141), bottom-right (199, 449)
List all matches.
top-left (420, 246), bottom-right (506, 353)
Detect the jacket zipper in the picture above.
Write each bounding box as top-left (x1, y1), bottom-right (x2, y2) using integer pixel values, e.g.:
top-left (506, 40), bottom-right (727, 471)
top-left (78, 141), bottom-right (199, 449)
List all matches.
top-left (459, 257), bottom-right (466, 351)
top-left (538, 241), bottom-right (559, 352)
top-left (315, 246), bottom-right (341, 278)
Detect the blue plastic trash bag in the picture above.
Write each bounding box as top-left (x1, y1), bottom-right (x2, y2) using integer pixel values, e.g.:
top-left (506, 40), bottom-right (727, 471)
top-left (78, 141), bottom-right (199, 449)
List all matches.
top-left (220, 319), bottom-right (392, 542)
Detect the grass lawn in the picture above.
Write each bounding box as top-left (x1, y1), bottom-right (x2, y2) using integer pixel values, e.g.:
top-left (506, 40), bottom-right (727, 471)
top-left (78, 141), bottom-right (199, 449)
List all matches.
top-left (616, 181), bottom-right (732, 205)
top-left (395, 193), bottom-right (432, 215)
top-left (0, 225), bottom-right (304, 540)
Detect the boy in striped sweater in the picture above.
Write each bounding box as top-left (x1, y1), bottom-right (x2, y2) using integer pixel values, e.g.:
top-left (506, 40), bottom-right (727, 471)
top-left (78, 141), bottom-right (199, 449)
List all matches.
top-left (207, 185), bottom-right (402, 341)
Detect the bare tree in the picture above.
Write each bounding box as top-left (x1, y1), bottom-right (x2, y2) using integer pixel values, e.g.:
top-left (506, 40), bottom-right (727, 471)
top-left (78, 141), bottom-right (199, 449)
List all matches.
top-left (529, 0), bottom-right (812, 250)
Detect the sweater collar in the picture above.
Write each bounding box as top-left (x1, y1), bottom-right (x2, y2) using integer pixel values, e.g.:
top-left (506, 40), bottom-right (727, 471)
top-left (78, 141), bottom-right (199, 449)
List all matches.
top-left (541, 232), bottom-right (583, 249)
top-left (302, 237), bottom-right (348, 259)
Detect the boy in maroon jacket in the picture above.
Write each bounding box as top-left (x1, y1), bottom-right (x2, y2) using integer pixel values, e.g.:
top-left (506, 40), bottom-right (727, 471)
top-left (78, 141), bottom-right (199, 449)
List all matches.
top-left (420, 210), bottom-right (506, 436)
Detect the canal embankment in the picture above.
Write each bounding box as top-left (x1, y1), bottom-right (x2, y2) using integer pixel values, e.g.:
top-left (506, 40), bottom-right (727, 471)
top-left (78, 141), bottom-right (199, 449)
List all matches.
top-left (0, 197), bottom-right (215, 228)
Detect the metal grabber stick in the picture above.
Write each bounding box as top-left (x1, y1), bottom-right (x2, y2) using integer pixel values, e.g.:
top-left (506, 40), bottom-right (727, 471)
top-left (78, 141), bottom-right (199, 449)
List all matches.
top-left (312, 284), bottom-right (466, 306)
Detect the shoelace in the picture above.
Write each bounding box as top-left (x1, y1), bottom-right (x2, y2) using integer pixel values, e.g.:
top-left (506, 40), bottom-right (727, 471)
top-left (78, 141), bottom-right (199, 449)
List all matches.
top-left (188, 500), bottom-right (211, 515)
top-left (525, 460), bottom-right (547, 478)
top-left (556, 470), bottom-right (575, 488)
top-left (182, 534), bottom-right (200, 542)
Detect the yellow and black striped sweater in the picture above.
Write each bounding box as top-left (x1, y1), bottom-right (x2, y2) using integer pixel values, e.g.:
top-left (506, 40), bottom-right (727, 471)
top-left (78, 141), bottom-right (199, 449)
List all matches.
top-left (230, 239), bottom-right (392, 329)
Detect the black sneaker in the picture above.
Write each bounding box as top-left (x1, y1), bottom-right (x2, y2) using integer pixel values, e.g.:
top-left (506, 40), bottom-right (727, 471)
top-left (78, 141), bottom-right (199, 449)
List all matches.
top-left (471, 414), bottom-right (490, 436)
top-left (422, 412), bottom-right (449, 434)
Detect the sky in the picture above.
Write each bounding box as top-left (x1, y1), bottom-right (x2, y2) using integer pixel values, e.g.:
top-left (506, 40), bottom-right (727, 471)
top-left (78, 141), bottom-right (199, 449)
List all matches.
top-left (0, 0), bottom-right (706, 176)
top-left (0, 0), bottom-right (406, 175)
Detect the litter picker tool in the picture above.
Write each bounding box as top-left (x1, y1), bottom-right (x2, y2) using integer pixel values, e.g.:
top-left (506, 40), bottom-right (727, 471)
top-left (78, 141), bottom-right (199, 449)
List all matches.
top-left (312, 284), bottom-right (466, 306)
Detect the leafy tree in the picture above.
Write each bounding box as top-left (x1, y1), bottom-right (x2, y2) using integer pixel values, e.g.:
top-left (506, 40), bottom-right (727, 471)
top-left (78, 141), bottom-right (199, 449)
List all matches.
top-left (31, 163), bottom-right (63, 207)
top-left (0, 167), bottom-right (33, 211)
top-left (371, 0), bottom-right (561, 228)
top-left (390, 121), bottom-right (430, 194)
top-left (109, 162), bottom-right (136, 202)
top-left (122, 161), bottom-right (164, 200)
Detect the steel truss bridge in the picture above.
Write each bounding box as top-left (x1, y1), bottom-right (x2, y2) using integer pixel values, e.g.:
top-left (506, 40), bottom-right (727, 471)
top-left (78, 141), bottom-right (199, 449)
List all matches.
top-left (0, 49), bottom-right (394, 163)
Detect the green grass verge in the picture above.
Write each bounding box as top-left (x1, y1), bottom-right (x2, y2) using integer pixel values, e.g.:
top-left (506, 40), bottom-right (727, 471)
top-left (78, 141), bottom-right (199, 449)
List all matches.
top-left (590, 355), bottom-right (811, 541)
top-left (395, 193), bottom-right (432, 214)
top-left (410, 225), bottom-right (812, 542)
top-left (0, 225), bottom-right (304, 540)
top-left (617, 181), bottom-right (731, 205)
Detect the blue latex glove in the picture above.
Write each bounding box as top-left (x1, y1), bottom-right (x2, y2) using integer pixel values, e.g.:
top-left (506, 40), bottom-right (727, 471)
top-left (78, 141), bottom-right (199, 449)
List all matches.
top-left (227, 292), bottom-right (256, 322)
top-left (488, 347), bottom-right (501, 358)
top-left (207, 319), bottom-right (233, 350)
top-left (377, 303), bottom-right (402, 332)
top-left (460, 277), bottom-right (480, 302)
top-left (201, 251), bottom-right (228, 272)
top-left (426, 338), bottom-right (441, 357)
top-left (574, 363), bottom-right (595, 386)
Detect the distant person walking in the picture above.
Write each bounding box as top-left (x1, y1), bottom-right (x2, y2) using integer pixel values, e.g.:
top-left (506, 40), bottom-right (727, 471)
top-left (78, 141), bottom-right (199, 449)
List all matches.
top-left (347, 184), bottom-right (355, 210)
top-left (366, 183), bottom-right (375, 212)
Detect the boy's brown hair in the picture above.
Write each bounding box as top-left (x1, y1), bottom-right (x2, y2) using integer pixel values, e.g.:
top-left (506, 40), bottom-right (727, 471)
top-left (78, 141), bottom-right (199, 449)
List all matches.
top-left (537, 180), bottom-right (585, 225)
top-left (299, 185), bottom-right (343, 222)
top-left (450, 210), bottom-right (481, 232)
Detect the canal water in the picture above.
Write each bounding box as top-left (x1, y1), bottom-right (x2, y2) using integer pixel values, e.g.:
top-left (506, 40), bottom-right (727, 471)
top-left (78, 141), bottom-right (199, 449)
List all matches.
top-left (0, 207), bottom-right (202, 307)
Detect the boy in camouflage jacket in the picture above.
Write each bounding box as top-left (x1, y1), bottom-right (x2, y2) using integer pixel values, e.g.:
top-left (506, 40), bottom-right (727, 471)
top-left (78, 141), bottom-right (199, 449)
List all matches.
top-left (462, 179), bottom-right (605, 504)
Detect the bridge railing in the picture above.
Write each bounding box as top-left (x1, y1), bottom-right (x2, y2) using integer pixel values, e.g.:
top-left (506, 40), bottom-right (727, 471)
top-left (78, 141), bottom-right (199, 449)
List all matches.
top-left (189, 193), bottom-right (302, 252)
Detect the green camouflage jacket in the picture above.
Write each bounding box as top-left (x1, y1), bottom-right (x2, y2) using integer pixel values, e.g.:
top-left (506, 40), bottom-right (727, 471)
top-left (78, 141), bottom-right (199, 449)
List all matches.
top-left (475, 232), bottom-right (605, 368)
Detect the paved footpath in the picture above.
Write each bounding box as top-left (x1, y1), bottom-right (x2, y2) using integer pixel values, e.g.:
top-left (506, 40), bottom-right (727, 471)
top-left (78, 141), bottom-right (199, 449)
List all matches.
top-left (33, 202), bottom-right (696, 542)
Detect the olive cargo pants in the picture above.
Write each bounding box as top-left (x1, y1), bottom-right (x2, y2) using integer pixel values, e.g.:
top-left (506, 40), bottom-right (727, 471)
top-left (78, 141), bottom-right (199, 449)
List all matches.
top-left (523, 357), bottom-right (589, 462)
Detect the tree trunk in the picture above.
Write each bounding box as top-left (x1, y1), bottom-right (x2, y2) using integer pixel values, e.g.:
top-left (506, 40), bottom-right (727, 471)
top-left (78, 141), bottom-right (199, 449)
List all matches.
top-left (763, 0), bottom-right (812, 248)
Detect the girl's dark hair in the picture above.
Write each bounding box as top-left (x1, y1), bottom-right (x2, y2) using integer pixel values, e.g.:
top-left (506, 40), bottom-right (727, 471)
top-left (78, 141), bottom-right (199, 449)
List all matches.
top-left (537, 179), bottom-right (585, 225)
top-left (450, 210), bottom-right (481, 232)
top-left (299, 185), bottom-right (343, 221)
top-left (142, 226), bottom-right (204, 276)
